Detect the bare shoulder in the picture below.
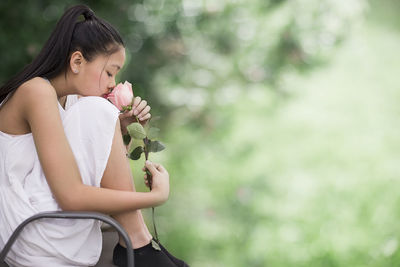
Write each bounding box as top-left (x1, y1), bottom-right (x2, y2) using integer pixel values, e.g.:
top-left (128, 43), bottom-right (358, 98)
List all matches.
top-left (15, 77), bottom-right (59, 125)
top-left (0, 77), bottom-right (58, 134)
top-left (17, 77), bottom-right (56, 101)
top-left (18, 77), bottom-right (66, 150)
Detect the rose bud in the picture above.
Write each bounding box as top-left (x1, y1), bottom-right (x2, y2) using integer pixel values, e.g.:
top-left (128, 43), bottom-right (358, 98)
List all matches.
top-left (107, 81), bottom-right (134, 111)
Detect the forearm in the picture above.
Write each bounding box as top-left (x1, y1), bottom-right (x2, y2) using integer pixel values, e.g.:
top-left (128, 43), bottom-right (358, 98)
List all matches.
top-left (61, 184), bottom-right (164, 214)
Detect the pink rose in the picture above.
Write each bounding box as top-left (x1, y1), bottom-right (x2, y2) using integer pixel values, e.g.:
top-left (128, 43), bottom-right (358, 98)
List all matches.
top-left (107, 81), bottom-right (134, 111)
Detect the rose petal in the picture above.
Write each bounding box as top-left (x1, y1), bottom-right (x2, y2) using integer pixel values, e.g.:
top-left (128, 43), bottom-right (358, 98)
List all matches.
top-left (107, 81), bottom-right (134, 111)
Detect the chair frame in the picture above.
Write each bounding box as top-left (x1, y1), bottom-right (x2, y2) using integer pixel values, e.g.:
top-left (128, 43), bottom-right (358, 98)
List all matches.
top-left (0, 211), bottom-right (134, 266)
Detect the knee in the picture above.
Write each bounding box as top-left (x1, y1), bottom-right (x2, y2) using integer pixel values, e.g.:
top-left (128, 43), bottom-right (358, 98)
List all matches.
top-left (66, 96), bottom-right (119, 121)
top-left (61, 96), bottom-right (121, 185)
top-left (63, 96), bottom-right (120, 136)
top-left (74, 96), bottom-right (119, 115)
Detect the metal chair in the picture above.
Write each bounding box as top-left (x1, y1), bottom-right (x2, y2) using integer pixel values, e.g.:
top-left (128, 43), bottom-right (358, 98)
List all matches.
top-left (0, 211), bottom-right (134, 267)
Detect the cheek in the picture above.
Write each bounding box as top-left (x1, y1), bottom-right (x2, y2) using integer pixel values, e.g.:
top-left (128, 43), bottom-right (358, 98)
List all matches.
top-left (99, 72), bottom-right (110, 88)
top-left (87, 70), bottom-right (105, 93)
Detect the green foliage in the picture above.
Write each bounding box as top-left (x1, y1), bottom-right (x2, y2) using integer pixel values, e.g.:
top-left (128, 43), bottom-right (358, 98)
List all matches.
top-left (147, 140), bottom-right (165, 153)
top-left (151, 20), bottom-right (400, 264)
top-left (127, 122), bottom-right (147, 139)
top-left (122, 133), bottom-right (131, 146)
top-left (126, 122), bottom-right (165, 158)
top-left (129, 146), bottom-right (144, 160)
top-left (0, 0), bottom-right (366, 116)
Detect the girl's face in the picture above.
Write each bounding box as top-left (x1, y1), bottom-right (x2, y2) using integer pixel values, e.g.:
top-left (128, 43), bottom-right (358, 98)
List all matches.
top-left (77, 47), bottom-right (126, 97)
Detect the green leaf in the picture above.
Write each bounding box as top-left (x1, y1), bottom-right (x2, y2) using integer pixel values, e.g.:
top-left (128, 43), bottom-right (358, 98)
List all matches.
top-left (128, 139), bottom-right (145, 153)
top-left (128, 138), bottom-right (143, 154)
top-left (127, 122), bottom-right (147, 139)
top-left (147, 140), bottom-right (166, 153)
top-left (147, 127), bottom-right (160, 139)
top-left (122, 134), bottom-right (131, 146)
top-left (151, 239), bottom-right (161, 251)
top-left (128, 146), bottom-right (144, 160)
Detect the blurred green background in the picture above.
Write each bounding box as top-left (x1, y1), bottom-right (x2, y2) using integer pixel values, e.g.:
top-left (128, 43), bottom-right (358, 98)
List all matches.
top-left (2, 0), bottom-right (400, 266)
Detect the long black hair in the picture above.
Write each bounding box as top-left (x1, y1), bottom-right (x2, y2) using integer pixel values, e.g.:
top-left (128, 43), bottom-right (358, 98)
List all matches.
top-left (0, 4), bottom-right (124, 103)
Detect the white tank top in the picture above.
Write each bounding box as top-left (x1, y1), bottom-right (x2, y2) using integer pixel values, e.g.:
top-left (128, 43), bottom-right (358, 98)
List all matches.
top-left (0, 79), bottom-right (117, 266)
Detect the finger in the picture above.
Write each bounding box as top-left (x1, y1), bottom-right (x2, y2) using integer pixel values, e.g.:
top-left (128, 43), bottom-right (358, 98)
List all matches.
top-left (132, 96), bottom-right (141, 109)
top-left (137, 106), bottom-right (151, 119)
top-left (134, 100), bottom-right (147, 116)
top-left (153, 163), bottom-right (161, 169)
top-left (152, 162), bottom-right (165, 172)
top-left (145, 160), bottom-right (158, 174)
top-left (139, 113), bottom-right (151, 122)
top-left (144, 174), bottom-right (150, 184)
top-left (157, 165), bottom-right (168, 173)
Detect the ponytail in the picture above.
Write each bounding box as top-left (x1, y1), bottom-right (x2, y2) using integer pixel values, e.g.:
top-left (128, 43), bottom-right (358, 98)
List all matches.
top-left (0, 4), bottom-right (124, 103)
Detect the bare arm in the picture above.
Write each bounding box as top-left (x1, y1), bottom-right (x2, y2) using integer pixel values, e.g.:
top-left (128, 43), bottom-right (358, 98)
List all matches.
top-left (21, 80), bottom-right (168, 214)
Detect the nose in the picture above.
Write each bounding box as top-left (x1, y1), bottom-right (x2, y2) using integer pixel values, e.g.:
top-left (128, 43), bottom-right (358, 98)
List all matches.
top-left (107, 80), bottom-right (116, 92)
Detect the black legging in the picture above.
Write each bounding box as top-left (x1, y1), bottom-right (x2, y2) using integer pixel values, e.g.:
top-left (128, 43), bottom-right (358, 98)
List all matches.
top-left (113, 242), bottom-right (182, 267)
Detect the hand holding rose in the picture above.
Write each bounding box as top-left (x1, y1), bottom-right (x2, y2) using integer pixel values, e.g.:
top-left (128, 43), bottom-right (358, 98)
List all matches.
top-left (143, 161), bottom-right (169, 204)
top-left (106, 80), bottom-right (165, 188)
top-left (106, 81), bottom-right (152, 134)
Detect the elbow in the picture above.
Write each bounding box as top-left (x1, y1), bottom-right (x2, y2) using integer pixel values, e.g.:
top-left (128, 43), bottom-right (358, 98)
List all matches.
top-left (56, 187), bottom-right (86, 211)
top-left (58, 199), bottom-right (81, 211)
top-left (58, 197), bottom-right (82, 211)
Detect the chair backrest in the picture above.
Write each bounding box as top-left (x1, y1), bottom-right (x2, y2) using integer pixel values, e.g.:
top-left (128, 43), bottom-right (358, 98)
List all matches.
top-left (0, 211), bottom-right (134, 266)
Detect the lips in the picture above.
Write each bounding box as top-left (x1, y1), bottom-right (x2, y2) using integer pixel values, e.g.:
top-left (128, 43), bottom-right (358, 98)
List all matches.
top-left (103, 87), bottom-right (114, 99)
top-left (102, 93), bottom-right (110, 99)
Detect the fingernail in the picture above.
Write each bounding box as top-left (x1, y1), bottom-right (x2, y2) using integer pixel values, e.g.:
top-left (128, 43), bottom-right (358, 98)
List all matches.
top-left (146, 160), bottom-right (151, 164)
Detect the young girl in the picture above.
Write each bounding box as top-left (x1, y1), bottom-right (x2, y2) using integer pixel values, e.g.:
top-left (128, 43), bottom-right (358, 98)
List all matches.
top-left (0, 4), bottom-right (188, 267)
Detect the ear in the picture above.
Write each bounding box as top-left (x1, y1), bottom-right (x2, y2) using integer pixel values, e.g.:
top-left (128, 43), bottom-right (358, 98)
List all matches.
top-left (69, 51), bottom-right (85, 74)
